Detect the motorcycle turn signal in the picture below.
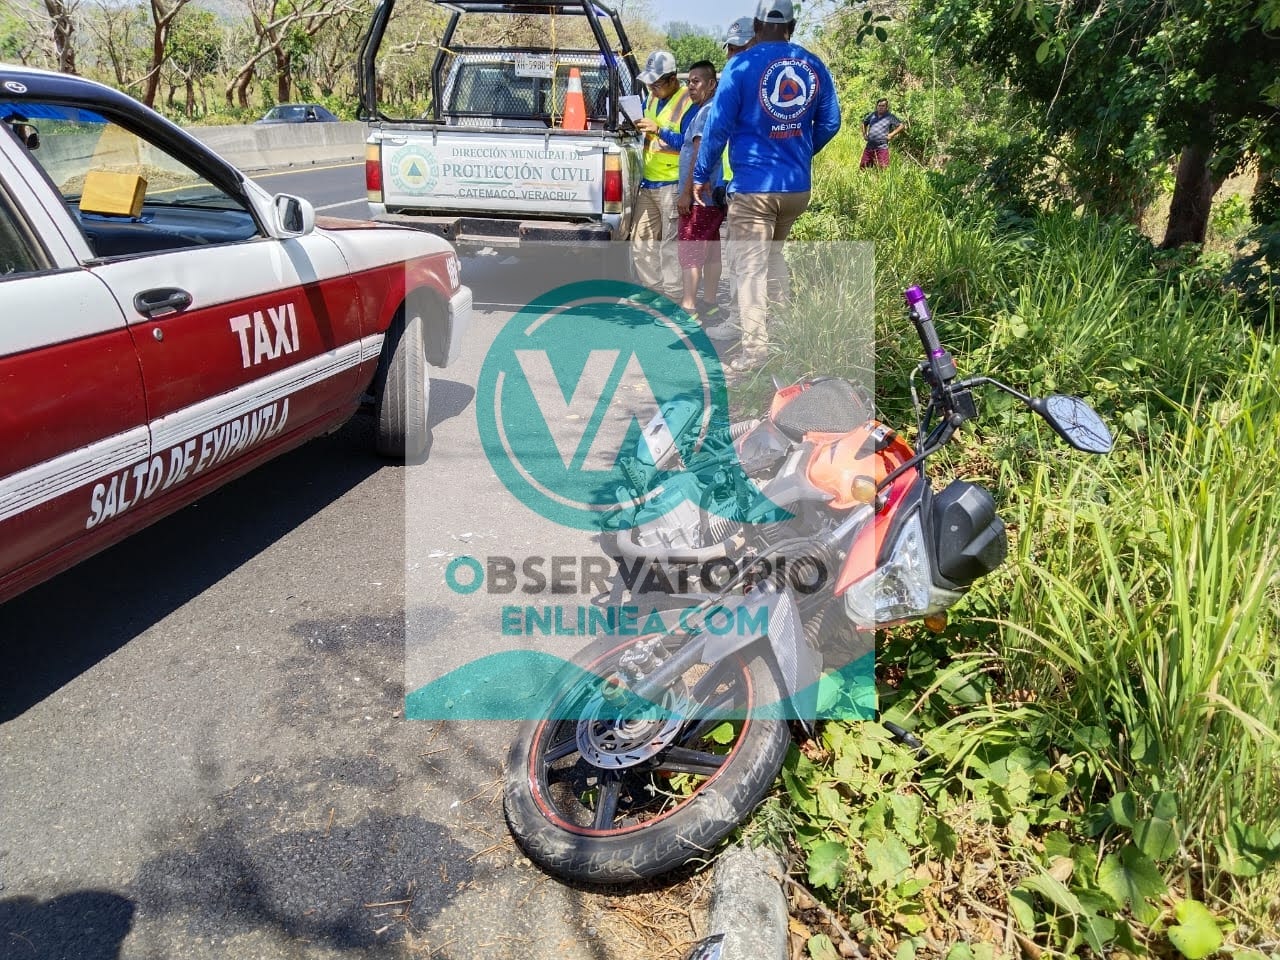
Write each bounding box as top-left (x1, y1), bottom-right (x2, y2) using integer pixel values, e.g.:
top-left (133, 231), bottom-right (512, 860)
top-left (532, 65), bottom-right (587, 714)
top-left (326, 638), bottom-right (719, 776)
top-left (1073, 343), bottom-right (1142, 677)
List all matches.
top-left (850, 475), bottom-right (877, 504)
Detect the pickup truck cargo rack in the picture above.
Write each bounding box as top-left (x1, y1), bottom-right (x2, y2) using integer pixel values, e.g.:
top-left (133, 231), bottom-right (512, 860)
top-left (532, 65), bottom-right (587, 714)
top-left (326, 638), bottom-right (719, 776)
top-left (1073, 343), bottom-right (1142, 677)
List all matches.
top-left (358, 0), bottom-right (640, 131)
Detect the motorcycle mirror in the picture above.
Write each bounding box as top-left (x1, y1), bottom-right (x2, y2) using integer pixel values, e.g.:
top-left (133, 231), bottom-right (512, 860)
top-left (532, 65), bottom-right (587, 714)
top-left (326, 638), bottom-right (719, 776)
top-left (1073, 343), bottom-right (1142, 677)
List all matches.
top-left (683, 934), bottom-right (725, 960)
top-left (1029, 395), bottom-right (1114, 454)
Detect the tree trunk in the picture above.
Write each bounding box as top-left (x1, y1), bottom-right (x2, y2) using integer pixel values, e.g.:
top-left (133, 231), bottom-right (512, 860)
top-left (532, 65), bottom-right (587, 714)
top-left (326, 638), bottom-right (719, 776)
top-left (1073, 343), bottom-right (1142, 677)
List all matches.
top-left (275, 50), bottom-right (291, 103)
top-left (44, 1), bottom-right (77, 74)
top-left (1161, 143), bottom-right (1217, 249)
top-left (185, 77), bottom-right (195, 117)
top-left (1256, 157), bottom-right (1274, 196)
top-left (226, 65), bottom-right (254, 108)
top-left (141, 24), bottom-right (165, 106)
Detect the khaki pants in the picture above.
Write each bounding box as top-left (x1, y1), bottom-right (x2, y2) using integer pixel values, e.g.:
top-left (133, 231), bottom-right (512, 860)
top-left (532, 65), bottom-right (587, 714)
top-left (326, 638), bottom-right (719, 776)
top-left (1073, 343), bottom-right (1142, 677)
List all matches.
top-left (727, 191), bottom-right (811, 356)
top-left (720, 215), bottom-right (737, 312)
top-left (631, 184), bottom-right (682, 299)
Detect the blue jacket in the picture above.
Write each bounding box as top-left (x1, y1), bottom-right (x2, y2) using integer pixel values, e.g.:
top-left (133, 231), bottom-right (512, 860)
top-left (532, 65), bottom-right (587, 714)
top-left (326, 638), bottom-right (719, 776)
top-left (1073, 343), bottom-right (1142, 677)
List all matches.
top-left (693, 41), bottom-right (841, 194)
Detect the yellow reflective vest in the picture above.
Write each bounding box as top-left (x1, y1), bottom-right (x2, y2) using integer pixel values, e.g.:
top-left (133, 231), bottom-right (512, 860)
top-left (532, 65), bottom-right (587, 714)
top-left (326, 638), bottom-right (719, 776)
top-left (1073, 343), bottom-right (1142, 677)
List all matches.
top-left (642, 90), bottom-right (693, 184)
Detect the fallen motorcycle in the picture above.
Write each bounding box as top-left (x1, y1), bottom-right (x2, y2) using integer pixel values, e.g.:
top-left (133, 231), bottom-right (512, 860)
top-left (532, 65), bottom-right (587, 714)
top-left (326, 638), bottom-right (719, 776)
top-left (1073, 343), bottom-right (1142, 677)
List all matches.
top-left (503, 286), bottom-right (1113, 883)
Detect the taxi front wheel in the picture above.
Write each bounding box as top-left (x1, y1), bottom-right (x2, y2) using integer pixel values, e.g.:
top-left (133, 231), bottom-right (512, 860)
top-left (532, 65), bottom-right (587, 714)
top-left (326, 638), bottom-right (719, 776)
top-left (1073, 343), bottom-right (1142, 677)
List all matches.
top-left (374, 309), bottom-right (431, 460)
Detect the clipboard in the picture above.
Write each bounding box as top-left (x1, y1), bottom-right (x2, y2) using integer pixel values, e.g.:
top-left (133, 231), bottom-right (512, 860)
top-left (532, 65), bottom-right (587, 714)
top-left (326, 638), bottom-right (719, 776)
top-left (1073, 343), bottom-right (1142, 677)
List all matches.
top-left (619, 95), bottom-right (644, 125)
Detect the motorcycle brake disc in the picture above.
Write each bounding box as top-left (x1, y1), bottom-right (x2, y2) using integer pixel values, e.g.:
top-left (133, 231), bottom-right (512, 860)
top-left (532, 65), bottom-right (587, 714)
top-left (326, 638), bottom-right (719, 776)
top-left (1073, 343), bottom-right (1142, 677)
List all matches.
top-left (575, 682), bottom-right (689, 770)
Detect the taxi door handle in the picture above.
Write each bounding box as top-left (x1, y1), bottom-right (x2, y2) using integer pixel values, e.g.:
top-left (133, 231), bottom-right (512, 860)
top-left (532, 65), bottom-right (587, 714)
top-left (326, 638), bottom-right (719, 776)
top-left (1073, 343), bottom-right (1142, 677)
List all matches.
top-left (134, 287), bottom-right (192, 318)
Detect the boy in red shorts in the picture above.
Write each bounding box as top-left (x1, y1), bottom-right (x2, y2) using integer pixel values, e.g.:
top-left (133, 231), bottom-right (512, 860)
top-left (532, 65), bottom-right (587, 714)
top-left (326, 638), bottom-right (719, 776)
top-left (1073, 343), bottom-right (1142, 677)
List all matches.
top-left (677, 61), bottom-right (727, 323)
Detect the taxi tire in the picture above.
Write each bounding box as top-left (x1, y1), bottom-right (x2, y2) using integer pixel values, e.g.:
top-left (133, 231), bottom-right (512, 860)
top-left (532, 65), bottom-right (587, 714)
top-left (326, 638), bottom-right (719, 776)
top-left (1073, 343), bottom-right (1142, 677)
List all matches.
top-left (374, 310), bottom-right (430, 460)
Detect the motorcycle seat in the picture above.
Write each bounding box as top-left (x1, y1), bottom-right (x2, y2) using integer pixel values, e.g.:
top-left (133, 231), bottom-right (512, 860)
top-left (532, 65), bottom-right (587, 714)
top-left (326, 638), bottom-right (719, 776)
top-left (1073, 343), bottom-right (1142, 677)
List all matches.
top-left (772, 377), bottom-right (873, 441)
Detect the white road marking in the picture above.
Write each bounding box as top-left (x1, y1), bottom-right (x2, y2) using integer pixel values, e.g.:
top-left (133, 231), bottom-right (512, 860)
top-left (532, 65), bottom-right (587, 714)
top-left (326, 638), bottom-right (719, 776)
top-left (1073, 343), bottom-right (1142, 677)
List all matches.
top-left (252, 161), bottom-right (364, 180)
top-left (315, 199), bottom-right (369, 212)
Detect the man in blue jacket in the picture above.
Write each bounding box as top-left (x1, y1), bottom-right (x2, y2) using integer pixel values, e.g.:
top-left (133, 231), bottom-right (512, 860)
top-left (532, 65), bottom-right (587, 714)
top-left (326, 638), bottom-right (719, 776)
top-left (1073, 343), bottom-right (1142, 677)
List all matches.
top-left (693, 0), bottom-right (841, 371)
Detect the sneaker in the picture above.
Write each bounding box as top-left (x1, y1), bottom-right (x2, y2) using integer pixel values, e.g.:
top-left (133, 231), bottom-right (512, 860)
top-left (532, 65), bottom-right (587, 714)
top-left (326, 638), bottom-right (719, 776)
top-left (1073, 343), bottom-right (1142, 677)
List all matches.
top-left (705, 320), bottom-right (742, 341)
top-left (620, 289), bottom-right (663, 306)
top-left (655, 309), bottom-right (697, 327)
top-left (728, 353), bottom-right (766, 374)
top-left (696, 300), bottom-right (725, 324)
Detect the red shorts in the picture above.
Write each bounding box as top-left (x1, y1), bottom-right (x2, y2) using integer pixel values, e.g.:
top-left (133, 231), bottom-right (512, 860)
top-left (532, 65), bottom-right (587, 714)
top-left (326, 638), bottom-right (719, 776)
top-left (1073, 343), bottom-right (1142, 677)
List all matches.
top-left (860, 146), bottom-right (890, 168)
top-left (678, 203), bottom-right (726, 269)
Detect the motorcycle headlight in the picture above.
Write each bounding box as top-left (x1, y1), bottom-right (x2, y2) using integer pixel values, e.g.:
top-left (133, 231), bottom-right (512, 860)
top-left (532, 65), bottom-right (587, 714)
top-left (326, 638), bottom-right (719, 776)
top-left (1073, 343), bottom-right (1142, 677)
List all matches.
top-left (843, 513), bottom-right (964, 627)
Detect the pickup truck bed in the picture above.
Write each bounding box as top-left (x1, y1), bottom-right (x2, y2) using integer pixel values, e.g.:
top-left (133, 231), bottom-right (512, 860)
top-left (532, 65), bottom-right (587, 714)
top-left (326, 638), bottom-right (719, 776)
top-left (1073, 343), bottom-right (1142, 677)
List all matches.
top-left (359, 0), bottom-right (643, 248)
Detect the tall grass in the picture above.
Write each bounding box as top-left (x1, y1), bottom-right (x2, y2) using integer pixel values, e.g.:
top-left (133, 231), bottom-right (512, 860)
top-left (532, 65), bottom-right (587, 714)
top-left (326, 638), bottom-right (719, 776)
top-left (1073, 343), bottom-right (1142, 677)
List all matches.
top-left (1001, 365), bottom-right (1280, 918)
top-left (781, 138), bottom-right (1280, 929)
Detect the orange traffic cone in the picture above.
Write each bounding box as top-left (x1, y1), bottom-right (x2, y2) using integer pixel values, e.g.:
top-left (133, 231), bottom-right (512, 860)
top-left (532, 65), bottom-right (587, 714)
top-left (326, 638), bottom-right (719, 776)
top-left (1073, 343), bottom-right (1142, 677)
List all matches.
top-left (562, 67), bottom-right (587, 131)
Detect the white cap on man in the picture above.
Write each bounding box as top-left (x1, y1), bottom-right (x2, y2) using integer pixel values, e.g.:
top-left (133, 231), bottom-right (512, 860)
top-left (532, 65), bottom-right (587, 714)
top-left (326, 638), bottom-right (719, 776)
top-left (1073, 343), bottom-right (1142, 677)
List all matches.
top-left (637, 50), bottom-right (678, 85)
top-left (724, 16), bottom-right (755, 48)
top-left (755, 0), bottom-right (796, 23)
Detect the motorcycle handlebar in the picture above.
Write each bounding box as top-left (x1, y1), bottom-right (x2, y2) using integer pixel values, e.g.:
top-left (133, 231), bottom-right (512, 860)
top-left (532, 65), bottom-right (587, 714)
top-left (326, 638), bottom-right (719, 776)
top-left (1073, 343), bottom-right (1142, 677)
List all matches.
top-left (903, 286), bottom-right (957, 384)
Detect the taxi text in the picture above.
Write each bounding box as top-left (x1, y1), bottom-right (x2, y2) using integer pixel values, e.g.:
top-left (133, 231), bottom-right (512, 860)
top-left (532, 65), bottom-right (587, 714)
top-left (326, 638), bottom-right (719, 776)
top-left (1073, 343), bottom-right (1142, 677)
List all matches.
top-left (230, 302), bottom-right (301, 369)
top-left (86, 398), bottom-right (291, 529)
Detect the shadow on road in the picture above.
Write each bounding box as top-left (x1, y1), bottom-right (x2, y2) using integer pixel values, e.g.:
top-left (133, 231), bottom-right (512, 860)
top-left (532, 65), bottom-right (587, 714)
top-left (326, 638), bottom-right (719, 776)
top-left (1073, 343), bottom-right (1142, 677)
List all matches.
top-left (0, 891), bottom-right (135, 960)
top-left (0, 420), bottom-right (386, 722)
top-left (131, 754), bottom-right (475, 954)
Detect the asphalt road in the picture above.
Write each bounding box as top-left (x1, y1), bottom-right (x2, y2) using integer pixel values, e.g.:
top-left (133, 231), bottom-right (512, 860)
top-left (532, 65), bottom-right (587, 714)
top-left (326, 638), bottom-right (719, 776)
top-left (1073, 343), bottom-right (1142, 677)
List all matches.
top-left (253, 162), bottom-right (372, 220)
top-left (0, 168), bottom-right (701, 960)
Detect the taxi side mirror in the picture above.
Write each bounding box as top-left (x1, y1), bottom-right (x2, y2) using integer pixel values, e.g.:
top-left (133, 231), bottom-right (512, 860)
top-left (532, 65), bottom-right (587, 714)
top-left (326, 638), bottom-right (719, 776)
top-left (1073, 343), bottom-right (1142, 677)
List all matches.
top-left (274, 194), bottom-right (315, 237)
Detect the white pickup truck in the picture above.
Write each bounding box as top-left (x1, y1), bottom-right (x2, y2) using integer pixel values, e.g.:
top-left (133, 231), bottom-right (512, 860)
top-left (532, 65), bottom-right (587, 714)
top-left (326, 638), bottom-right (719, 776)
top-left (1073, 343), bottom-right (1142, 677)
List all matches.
top-left (357, 0), bottom-right (645, 248)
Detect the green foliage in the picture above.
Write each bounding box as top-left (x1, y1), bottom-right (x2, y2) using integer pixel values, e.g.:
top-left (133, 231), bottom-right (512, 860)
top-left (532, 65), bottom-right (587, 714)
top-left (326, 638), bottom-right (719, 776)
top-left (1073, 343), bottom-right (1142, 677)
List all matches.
top-left (168, 9), bottom-right (220, 76)
top-left (810, 5), bottom-right (1044, 209)
top-left (1227, 168), bottom-right (1280, 321)
top-left (918, 0), bottom-right (1280, 234)
top-left (666, 29), bottom-right (725, 72)
top-left (0, 10), bottom-right (29, 61)
top-left (849, 8), bottom-right (892, 46)
top-left (759, 56), bottom-right (1280, 954)
top-left (1167, 899), bottom-right (1226, 959)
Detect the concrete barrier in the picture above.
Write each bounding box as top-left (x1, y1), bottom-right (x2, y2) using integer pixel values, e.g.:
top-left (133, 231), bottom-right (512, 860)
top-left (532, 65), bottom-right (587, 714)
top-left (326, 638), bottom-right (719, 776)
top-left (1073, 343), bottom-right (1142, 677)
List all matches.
top-left (187, 121), bottom-right (369, 171)
top-left (27, 121), bottom-right (369, 190)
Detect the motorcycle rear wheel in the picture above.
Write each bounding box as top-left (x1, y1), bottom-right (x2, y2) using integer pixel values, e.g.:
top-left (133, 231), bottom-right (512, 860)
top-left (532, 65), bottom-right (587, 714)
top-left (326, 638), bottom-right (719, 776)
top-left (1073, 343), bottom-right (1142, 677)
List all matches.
top-left (503, 633), bottom-right (790, 884)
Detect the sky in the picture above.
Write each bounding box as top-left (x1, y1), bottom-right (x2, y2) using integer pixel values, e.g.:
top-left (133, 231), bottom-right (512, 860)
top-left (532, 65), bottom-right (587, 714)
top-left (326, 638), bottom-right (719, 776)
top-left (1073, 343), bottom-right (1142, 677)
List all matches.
top-left (643, 0), bottom-right (754, 33)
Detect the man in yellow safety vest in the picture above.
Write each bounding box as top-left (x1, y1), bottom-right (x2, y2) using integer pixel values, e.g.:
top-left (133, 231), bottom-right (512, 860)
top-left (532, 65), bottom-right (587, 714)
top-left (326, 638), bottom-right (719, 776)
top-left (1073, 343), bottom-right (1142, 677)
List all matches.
top-left (629, 50), bottom-right (695, 303)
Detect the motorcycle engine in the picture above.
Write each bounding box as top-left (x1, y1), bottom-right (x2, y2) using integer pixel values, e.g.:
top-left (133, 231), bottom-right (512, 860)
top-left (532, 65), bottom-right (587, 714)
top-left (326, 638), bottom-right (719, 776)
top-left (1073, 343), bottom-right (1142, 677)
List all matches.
top-left (630, 497), bottom-right (706, 551)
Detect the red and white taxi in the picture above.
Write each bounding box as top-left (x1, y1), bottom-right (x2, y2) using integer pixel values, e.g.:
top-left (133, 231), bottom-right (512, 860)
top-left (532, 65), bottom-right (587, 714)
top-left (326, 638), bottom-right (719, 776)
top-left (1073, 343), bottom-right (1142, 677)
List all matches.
top-left (0, 65), bottom-right (471, 604)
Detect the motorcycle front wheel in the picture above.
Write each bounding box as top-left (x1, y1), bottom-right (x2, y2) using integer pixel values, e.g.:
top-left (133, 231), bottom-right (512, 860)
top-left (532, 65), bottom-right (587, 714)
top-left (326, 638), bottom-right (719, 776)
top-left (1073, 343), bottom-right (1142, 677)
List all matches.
top-left (503, 633), bottom-right (790, 884)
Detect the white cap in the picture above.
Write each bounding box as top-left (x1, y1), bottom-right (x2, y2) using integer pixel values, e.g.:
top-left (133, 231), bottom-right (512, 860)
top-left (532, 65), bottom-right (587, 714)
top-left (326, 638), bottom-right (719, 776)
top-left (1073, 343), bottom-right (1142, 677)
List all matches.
top-left (637, 50), bottom-right (678, 85)
top-left (755, 0), bottom-right (796, 23)
top-left (724, 16), bottom-right (755, 48)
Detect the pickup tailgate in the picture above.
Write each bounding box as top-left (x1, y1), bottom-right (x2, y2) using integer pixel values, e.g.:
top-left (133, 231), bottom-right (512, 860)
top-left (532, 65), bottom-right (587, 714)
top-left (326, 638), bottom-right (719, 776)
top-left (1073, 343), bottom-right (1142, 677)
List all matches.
top-left (377, 129), bottom-right (608, 218)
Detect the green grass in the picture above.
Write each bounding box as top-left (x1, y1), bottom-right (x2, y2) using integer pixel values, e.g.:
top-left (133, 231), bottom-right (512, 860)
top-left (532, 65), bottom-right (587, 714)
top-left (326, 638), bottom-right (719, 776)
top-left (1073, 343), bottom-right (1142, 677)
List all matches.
top-left (760, 135), bottom-right (1280, 955)
top-left (1001, 376), bottom-right (1280, 918)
